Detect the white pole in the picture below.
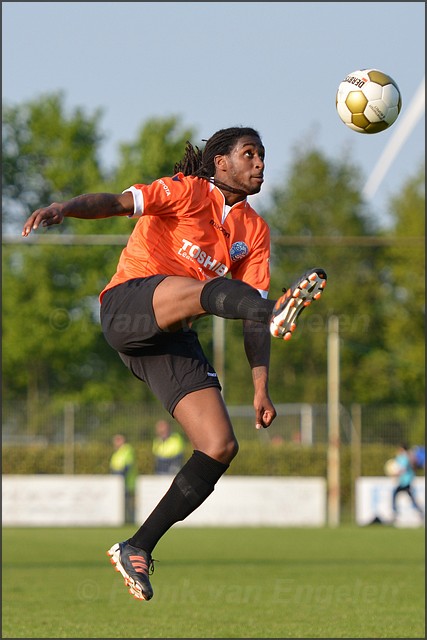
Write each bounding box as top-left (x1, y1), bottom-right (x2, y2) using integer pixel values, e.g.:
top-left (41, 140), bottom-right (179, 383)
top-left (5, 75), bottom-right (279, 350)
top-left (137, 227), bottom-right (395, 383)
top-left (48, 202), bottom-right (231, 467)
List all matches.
top-left (64, 402), bottom-right (75, 475)
top-left (213, 316), bottom-right (225, 397)
top-left (327, 316), bottom-right (340, 526)
top-left (350, 403), bottom-right (362, 523)
top-left (300, 403), bottom-right (313, 445)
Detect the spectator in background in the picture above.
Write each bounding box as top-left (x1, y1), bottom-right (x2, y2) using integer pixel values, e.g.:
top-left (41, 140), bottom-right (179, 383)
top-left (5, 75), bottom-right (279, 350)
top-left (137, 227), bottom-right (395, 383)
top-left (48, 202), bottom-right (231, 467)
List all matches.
top-left (410, 444), bottom-right (425, 471)
top-left (152, 420), bottom-right (185, 475)
top-left (391, 442), bottom-right (424, 523)
top-left (110, 434), bottom-right (137, 524)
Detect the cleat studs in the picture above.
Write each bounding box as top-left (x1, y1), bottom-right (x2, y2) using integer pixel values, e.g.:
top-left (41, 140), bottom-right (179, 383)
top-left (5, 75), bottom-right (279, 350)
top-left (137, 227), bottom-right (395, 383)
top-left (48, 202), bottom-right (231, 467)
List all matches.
top-left (271, 268), bottom-right (326, 342)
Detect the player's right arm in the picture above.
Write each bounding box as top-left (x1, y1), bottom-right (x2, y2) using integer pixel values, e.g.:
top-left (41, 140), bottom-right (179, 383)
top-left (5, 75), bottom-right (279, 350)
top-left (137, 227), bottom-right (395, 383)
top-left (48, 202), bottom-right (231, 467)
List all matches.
top-left (21, 191), bottom-right (134, 237)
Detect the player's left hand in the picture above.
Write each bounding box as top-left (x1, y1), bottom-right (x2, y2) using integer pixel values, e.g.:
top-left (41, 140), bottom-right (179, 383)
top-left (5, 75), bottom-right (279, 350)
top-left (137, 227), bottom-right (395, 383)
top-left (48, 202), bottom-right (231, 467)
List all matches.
top-left (254, 392), bottom-right (277, 430)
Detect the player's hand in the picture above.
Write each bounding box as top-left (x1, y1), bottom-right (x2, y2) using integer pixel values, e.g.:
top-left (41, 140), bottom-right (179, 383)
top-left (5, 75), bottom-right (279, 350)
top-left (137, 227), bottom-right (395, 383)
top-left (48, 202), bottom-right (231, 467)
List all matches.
top-left (254, 391), bottom-right (277, 430)
top-left (22, 203), bottom-right (65, 237)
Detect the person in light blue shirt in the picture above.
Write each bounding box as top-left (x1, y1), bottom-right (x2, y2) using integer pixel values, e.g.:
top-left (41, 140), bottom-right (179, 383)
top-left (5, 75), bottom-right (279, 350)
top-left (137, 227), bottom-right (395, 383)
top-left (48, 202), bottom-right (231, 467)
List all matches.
top-left (392, 443), bottom-right (424, 522)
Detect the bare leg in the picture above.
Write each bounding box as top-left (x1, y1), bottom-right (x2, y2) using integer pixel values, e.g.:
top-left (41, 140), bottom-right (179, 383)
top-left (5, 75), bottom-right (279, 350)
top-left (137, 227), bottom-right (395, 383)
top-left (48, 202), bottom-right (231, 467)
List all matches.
top-left (153, 276), bottom-right (207, 331)
top-left (127, 388), bottom-right (237, 556)
top-left (173, 387), bottom-right (239, 464)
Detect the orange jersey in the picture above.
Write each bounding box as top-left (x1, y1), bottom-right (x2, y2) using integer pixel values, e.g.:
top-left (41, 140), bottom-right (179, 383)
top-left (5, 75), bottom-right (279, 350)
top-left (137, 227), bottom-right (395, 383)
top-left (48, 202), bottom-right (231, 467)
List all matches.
top-left (100, 174), bottom-right (270, 302)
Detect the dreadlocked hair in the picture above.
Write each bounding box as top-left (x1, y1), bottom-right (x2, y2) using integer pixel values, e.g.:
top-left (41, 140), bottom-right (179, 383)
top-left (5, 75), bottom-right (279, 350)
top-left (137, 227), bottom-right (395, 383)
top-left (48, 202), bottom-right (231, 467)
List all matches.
top-left (173, 127), bottom-right (262, 181)
top-left (173, 141), bottom-right (203, 175)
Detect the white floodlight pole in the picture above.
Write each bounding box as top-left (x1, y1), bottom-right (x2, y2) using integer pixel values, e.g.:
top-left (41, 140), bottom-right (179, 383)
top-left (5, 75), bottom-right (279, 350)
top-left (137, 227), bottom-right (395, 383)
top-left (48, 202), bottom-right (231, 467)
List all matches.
top-left (363, 77), bottom-right (425, 201)
top-left (213, 316), bottom-right (225, 397)
top-left (327, 315), bottom-right (340, 526)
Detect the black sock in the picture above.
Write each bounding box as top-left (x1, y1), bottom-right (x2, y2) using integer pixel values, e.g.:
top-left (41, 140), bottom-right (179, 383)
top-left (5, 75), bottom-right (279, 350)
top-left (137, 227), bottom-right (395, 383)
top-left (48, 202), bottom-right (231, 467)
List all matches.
top-left (128, 450), bottom-right (229, 554)
top-left (200, 278), bottom-right (275, 323)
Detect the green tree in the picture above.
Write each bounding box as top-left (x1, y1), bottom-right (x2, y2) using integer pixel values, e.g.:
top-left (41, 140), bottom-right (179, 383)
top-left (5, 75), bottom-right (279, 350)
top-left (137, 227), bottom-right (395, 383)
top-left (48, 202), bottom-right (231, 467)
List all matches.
top-left (113, 114), bottom-right (195, 188)
top-left (2, 96), bottom-right (197, 427)
top-left (2, 92), bottom-right (104, 231)
top-left (347, 162), bottom-right (425, 410)
top-left (68, 115), bottom-right (196, 235)
top-left (3, 92), bottom-right (424, 434)
top-left (2, 91), bottom-right (112, 426)
top-left (380, 163), bottom-right (425, 404)
top-left (228, 144), bottom-right (390, 406)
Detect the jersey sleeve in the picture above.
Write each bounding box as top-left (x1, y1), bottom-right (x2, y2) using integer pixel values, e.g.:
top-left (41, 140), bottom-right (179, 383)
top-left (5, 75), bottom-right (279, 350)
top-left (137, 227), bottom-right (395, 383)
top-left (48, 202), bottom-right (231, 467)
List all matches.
top-left (124, 173), bottom-right (193, 217)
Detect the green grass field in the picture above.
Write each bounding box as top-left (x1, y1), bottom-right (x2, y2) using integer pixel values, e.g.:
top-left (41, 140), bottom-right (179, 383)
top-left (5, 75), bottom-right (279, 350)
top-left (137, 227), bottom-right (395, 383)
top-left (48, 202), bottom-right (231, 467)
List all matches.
top-left (2, 525), bottom-right (425, 638)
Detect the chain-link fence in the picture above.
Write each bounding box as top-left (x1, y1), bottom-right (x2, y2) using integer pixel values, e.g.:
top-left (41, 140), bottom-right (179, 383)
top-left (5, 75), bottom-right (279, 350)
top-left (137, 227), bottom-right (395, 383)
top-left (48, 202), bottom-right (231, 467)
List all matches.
top-left (3, 400), bottom-right (424, 448)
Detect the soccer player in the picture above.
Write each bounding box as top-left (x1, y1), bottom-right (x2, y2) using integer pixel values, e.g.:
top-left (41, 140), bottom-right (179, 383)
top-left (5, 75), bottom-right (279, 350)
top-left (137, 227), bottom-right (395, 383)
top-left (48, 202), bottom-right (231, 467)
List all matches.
top-left (391, 443), bottom-right (424, 523)
top-left (22, 126), bottom-right (327, 601)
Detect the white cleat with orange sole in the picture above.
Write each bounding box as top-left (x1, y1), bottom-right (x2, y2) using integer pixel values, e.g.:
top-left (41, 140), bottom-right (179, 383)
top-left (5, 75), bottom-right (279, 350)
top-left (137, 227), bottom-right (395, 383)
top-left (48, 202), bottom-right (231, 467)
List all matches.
top-left (270, 268), bottom-right (327, 341)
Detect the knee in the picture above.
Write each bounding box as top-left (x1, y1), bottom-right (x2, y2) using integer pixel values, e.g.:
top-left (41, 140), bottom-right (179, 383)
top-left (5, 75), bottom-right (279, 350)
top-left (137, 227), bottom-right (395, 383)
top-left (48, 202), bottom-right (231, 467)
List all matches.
top-left (216, 438), bottom-right (239, 465)
top-left (228, 437), bottom-right (239, 462)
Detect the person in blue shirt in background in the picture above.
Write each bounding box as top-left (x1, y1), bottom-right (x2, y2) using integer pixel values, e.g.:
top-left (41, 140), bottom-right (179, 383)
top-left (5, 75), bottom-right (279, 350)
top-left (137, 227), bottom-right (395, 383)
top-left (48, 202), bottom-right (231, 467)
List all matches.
top-left (392, 442), bottom-right (424, 523)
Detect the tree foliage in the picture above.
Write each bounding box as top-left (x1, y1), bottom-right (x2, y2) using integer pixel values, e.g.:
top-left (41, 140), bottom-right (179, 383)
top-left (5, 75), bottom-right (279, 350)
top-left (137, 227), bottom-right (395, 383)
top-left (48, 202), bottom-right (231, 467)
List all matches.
top-left (220, 145), bottom-right (425, 411)
top-left (2, 96), bottom-right (195, 413)
top-left (254, 146), bottom-right (385, 405)
top-left (379, 163), bottom-right (425, 404)
top-left (2, 93), bottom-right (425, 433)
top-left (2, 92), bottom-right (103, 230)
top-left (112, 114), bottom-right (195, 190)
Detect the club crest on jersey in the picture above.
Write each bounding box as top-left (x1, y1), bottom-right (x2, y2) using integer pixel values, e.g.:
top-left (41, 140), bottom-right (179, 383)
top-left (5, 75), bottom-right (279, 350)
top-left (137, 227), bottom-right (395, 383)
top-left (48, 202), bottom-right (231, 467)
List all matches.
top-left (230, 241), bottom-right (248, 262)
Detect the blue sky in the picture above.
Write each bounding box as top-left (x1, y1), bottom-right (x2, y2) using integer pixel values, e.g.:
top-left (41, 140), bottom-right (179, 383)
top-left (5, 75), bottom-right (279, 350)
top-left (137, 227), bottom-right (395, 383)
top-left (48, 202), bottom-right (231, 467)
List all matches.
top-left (2, 2), bottom-right (425, 227)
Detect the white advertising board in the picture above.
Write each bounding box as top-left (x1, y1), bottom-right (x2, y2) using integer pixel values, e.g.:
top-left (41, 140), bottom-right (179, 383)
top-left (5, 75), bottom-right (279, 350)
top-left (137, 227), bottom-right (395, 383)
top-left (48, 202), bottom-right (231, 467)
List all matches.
top-left (2, 475), bottom-right (124, 526)
top-left (356, 477), bottom-right (425, 527)
top-left (136, 476), bottom-right (326, 526)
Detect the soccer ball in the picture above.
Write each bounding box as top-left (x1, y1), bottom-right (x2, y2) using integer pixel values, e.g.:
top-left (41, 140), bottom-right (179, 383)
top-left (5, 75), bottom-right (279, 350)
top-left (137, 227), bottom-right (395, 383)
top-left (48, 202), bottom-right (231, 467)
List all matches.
top-left (336, 69), bottom-right (402, 134)
top-left (384, 458), bottom-right (401, 477)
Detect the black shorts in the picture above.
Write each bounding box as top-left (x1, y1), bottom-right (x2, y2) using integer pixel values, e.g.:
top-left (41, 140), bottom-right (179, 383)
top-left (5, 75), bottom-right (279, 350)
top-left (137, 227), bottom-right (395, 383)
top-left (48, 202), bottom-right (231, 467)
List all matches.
top-left (100, 276), bottom-right (221, 415)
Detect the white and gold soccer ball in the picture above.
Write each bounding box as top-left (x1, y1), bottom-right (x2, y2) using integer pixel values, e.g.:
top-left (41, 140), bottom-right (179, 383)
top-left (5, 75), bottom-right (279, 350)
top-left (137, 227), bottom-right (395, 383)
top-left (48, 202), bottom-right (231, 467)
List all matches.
top-left (336, 69), bottom-right (402, 134)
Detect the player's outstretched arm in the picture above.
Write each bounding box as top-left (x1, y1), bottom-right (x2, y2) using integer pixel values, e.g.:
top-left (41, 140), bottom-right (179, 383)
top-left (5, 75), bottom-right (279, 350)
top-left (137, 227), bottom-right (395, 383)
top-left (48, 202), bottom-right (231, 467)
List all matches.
top-left (22, 192), bottom-right (134, 237)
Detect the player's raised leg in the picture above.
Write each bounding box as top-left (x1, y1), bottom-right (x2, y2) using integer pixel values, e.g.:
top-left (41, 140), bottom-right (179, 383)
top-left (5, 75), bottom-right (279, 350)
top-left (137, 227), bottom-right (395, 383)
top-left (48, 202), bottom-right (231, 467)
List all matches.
top-left (153, 271), bottom-right (327, 340)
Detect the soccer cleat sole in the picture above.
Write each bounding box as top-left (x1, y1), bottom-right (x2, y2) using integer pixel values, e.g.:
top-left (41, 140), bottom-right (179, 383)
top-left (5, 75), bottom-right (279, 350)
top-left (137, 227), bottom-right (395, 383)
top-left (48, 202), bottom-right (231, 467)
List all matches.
top-left (270, 269), bottom-right (327, 340)
top-left (107, 542), bottom-right (149, 601)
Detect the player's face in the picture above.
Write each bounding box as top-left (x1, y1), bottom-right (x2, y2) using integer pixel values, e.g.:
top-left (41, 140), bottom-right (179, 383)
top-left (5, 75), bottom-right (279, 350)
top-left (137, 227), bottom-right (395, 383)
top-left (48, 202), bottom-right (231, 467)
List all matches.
top-left (216, 136), bottom-right (265, 197)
